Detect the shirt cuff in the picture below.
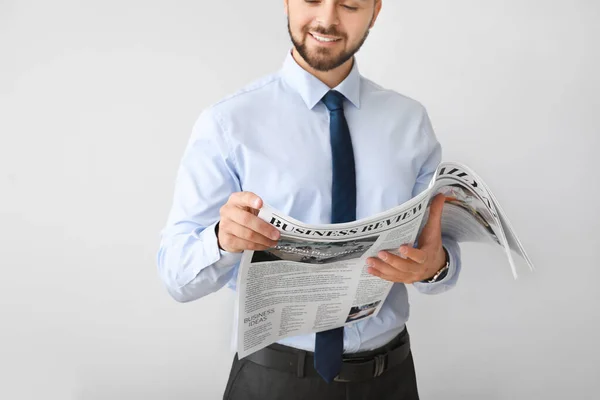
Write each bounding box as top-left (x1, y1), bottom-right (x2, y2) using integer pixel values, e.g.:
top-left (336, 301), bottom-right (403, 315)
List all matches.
top-left (206, 221), bottom-right (243, 269)
top-left (172, 221), bottom-right (241, 287)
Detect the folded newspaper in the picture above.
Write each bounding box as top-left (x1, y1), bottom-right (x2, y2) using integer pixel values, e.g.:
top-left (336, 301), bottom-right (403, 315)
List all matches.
top-left (235, 162), bottom-right (534, 358)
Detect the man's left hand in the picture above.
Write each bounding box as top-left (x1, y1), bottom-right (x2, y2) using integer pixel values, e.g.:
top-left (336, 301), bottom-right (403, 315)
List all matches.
top-left (366, 193), bottom-right (447, 284)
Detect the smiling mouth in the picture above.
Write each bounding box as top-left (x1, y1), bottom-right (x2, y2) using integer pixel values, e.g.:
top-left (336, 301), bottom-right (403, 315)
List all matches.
top-left (309, 32), bottom-right (342, 43)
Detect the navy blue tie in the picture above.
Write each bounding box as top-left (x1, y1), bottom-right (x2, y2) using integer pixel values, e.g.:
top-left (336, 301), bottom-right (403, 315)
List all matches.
top-left (314, 90), bottom-right (357, 383)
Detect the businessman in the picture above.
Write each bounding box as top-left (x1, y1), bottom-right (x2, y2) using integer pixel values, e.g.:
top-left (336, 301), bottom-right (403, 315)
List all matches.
top-left (157, 1), bottom-right (462, 399)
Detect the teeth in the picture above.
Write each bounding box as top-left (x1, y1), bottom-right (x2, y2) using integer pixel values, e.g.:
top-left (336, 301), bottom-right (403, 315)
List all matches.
top-left (312, 34), bottom-right (339, 42)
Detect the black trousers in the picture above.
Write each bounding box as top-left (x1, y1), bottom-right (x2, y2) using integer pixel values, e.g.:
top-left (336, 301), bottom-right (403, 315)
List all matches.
top-left (222, 333), bottom-right (420, 400)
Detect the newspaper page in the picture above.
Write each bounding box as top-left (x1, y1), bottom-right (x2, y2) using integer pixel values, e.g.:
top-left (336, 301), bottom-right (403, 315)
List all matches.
top-left (427, 162), bottom-right (535, 277)
top-left (235, 161), bottom-right (534, 358)
top-left (235, 188), bottom-right (434, 359)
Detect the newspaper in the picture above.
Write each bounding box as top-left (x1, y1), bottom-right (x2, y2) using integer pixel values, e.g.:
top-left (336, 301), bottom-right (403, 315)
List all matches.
top-left (235, 162), bottom-right (534, 358)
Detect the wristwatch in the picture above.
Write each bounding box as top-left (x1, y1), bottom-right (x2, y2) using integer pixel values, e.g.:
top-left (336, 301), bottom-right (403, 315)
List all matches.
top-left (421, 247), bottom-right (450, 283)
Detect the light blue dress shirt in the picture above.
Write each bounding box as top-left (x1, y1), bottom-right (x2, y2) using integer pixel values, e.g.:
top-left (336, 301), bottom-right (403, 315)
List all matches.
top-left (157, 50), bottom-right (462, 353)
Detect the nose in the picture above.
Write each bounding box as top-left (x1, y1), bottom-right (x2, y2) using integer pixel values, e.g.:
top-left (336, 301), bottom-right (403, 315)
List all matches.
top-left (315, 1), bottom-right (340, 28)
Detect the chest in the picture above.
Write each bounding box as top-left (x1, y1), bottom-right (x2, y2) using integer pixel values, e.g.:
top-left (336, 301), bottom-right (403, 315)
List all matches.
top-left (227, 108), bottom-right (421, 223)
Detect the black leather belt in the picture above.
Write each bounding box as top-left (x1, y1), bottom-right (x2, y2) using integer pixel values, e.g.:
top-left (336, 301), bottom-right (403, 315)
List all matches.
top-left (245, 328), bottom-right (411, 382)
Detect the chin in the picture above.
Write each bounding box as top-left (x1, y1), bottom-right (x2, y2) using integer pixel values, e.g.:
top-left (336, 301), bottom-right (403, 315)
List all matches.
top-left (306, 47), bottom-right (343, 65)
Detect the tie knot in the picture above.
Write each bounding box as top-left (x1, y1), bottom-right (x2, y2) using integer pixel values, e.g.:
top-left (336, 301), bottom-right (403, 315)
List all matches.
top-left (322, 90), bottom-right (345, 112)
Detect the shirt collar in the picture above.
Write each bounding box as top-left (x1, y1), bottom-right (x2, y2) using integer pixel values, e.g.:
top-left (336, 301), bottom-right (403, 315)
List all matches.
top-left (281, 50), bottom-right (361, 110)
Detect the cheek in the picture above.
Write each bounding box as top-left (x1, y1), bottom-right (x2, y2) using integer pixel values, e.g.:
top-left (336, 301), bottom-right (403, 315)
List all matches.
top-left (288, 9), bottom-right (313, 31)
top-left (344, 18), bottom-right (370, 39)
top-left (290, 20), bottom-right (308, 39)
top-left (300, 19), bottom-right (315, 34)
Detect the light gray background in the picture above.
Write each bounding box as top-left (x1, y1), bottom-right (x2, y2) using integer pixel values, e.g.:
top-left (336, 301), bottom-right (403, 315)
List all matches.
top-left (1, 1), bottom-right (598, 399)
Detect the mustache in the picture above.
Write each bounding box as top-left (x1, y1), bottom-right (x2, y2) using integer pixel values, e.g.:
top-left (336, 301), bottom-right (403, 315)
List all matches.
top-left (304, 26), bottom-right (346, 38)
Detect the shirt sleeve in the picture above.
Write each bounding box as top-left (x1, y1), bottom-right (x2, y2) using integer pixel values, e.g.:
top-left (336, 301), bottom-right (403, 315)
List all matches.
top-left (156, 108), bottom-right (243, 303)
top-left (409, 106), bottom-right (462, 295)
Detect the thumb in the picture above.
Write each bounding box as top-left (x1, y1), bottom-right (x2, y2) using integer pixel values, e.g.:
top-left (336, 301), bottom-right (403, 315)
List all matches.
top-left (421, 193), bottom-right (445, 240)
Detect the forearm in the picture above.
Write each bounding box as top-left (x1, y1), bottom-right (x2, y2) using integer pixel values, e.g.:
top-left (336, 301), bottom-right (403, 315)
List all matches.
top-left (157, 221), bottom-right (242, 302)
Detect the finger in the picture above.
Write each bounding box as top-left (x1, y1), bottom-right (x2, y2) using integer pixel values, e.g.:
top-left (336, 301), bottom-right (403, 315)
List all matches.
top-left (224, 206), bottom-right (280, 241)
top-left (375, 251), bottom-right (421, 274)
top-left (219, 233), bottom-right (271, 252)
top-left (366, 260), bottom-right (415, 283)
top-left (223, 219), bottom-right (279, 247)
top-left (367, 257), bottom-right (406, 277)
top-left (398, 246), bottom-right (427, 264)
top-left (229, 191), bottom-right (263, 212)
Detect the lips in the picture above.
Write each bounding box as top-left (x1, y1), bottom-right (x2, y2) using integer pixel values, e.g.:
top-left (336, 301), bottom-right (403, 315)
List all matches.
top-left (309, 32), bottom-right (343, 45)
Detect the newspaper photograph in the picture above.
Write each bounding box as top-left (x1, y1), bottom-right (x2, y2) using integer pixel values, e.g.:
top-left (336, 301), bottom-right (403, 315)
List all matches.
top-left (235, 161), bottom-right (535, 359)
top-left (250, 236), bottom-right (377, 265)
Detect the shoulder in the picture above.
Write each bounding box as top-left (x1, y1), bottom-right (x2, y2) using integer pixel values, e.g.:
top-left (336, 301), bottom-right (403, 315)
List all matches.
top-left (360, 76), bottom-right (427, 117)
top-left (203, 71), bottom-right (283, 120)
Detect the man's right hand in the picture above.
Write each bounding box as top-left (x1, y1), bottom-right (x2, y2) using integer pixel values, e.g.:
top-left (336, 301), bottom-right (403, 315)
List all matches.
top-left (217, 192), bottom-right (281, 253)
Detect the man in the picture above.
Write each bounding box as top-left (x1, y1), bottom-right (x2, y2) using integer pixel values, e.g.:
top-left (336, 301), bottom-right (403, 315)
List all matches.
top-left (157, 1), bottom-right (462, 399)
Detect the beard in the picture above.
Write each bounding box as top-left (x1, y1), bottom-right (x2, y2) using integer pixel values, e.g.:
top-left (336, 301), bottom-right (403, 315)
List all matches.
top-left (287, 18), bottom-right (370, 72)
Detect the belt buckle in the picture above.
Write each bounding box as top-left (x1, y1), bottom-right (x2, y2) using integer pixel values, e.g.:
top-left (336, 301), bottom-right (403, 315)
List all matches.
top-left (373, 354), bottom-right (386, 378)
top-left (333, 356), bottom-right (355, 382)
top-left (333, 375), bottom-right (351, 383)
top-left (333, 354), bottom-right (387, 382)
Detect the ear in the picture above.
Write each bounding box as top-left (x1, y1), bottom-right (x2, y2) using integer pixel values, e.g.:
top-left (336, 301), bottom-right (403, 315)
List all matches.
top-left (370, 0), bottom-right (382, 28)
top-left (283, 0), bottom-right (289, 16)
